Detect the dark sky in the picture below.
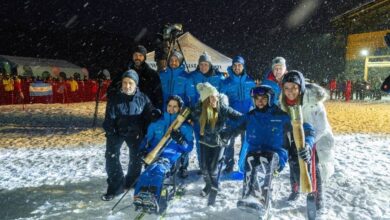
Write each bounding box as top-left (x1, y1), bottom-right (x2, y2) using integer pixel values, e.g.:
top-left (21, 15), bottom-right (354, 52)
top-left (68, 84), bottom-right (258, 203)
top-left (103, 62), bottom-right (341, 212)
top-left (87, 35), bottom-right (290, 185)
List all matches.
top-left (0, 0), bottom-right (370, 79)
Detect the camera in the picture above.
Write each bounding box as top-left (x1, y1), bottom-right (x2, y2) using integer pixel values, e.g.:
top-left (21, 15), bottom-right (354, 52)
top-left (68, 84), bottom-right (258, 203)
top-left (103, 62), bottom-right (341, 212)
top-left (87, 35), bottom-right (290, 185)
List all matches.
top-left (162, 23), bottom-right (183, 40)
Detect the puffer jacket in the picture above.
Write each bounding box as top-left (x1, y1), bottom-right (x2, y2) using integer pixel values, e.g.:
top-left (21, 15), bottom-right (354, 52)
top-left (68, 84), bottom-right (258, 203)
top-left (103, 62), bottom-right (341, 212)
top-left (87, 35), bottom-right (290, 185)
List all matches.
top-left (220, 66), bottom-right (256, 113)
top-left (302, 83), bottom-right (335, 181)
top-left (102, 88), bottom-right (155, 138)
top-left (159, 64), bottom-right (194, 107)
top-left (141, 112), bottom-right (194, 163)
top-left (224, 105), bottom-right (292, 170)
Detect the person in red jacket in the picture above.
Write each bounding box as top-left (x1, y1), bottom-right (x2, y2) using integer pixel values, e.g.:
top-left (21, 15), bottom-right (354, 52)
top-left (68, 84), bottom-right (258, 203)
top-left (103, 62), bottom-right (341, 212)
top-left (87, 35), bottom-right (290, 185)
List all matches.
top-left (345, 80), bottom-right (352, 102)
top-left (329, 79), bottom-right (336, 100)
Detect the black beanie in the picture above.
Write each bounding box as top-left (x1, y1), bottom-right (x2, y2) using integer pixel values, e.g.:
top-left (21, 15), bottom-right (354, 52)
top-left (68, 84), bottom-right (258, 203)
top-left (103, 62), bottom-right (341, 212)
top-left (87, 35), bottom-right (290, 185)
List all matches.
top-left (133, 45), bottom-right (147, 58)
top-left (282, 70), bottom-right (306, 94)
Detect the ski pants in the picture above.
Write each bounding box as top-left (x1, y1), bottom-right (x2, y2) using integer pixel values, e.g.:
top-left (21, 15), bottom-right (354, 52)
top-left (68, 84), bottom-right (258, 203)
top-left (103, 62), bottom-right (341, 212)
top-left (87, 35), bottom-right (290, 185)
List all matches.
top-left (288, 145), bottom-right (323, 201)
top-left (134, 157), bottom-right (174, 201)
top-left (243, 151), bottom-right (278, 199)
top-left (225, 130), bottom-right (246, 172)
top-left (105, 134), bottom-right (142, 194)
top-left (200, 143), bottom-right (225, 190)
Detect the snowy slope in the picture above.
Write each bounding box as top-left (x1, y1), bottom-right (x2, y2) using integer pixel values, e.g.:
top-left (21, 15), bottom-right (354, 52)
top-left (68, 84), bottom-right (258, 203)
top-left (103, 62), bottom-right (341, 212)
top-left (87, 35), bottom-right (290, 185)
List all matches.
top-left (0, 134), bottom-right (389, 220)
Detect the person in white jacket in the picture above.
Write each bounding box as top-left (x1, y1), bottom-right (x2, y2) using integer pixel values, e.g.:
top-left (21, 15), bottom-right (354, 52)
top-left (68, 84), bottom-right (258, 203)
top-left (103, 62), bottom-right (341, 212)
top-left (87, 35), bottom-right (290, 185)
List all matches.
top-left (280, 71), bottom-right (335, 212)
top-left (302, 83), bottom-right (335, 183)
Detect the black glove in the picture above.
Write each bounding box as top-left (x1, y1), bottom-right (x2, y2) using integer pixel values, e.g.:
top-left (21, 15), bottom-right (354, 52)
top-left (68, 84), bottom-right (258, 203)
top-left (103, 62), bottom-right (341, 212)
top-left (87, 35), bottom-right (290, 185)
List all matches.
top-left (171, 129), bottom-right (185, 145)
top-left (219, 130), bottom-right (231, 146)
top-left (150, 109), bottom-right (162, 122)
top-left (298, 145), bottom-right (311, 163)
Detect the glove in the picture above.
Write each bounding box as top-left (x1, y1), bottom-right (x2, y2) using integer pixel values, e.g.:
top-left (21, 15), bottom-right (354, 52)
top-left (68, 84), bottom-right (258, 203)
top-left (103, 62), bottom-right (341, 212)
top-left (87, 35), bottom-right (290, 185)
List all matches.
top-left (171, 129), bottom-right (185, 145)
top-left (219, 130), bottom-right (231, 146)
top-left (150, 109), bottom-right (162, 122)
top-left (298, 145), bottom-right (311, 163)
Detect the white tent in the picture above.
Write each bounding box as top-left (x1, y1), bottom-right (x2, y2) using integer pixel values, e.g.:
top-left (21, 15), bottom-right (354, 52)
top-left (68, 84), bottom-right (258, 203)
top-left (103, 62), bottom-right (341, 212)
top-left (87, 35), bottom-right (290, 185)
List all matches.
top-left (0, 55), bottom-right (85, 78)
top-left (146, 32), bottom-right (232, 72)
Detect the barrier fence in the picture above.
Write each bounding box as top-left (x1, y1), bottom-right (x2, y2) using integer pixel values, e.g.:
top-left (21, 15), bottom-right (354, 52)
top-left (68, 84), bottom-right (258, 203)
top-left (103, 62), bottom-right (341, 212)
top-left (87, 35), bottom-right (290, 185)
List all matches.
top-left (0, 79), bottom-right (111, 105)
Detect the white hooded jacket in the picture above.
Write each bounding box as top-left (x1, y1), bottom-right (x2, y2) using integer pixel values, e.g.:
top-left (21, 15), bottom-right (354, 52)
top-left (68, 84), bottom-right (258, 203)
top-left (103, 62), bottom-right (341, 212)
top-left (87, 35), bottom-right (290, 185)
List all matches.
top-left (302, 83), bottom-right (335, 181)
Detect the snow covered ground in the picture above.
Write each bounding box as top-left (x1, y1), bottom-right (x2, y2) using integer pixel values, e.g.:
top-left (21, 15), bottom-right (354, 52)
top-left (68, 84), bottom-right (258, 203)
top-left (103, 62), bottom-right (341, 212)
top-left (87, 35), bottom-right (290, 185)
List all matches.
top-left (1, 134), bottom-right (389, 220)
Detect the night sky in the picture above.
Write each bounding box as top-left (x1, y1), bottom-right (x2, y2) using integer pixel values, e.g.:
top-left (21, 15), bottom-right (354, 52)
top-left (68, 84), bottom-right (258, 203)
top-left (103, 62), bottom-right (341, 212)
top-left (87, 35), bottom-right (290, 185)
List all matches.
top-left (0, 0), bottom-right (370, 80)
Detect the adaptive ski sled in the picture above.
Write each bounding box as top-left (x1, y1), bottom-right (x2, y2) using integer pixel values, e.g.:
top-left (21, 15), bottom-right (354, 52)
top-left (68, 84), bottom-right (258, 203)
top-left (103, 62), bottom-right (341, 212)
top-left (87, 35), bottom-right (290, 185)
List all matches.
top-left (237, 151), bottom-right (279, 220)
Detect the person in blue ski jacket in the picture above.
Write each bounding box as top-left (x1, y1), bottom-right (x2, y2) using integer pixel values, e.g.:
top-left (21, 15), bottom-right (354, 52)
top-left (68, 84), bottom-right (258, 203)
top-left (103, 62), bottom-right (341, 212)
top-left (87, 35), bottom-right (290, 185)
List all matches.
top-left (219, 85), bottom-right (314, 210)
top-left (159, 50), bottom-right (195, 109)
top-left (133, 95), bottom-right (194, 211)
top-left (159, 51), bottom-right (195, 177)
top-left (189, 52), bottom-right (225, 170)
top-left (220, 55), bottom-right (256, 173)
top-left (261, 56), bottom-right (288, 106)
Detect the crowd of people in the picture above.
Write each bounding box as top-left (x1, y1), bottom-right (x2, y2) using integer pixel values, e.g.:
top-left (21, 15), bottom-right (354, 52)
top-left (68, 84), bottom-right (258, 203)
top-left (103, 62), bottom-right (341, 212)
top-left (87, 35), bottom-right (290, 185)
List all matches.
top-left (0, 71), bottom-right (111, 105)
top-left (328, 77), bottom-right (385, 101)
top-left (100, 44), bottom-right (336, 217)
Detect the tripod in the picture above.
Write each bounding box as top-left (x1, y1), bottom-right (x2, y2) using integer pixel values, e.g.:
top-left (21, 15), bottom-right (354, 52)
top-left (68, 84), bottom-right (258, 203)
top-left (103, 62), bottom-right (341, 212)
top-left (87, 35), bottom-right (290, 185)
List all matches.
top-left (165, 33), bottom-right (190, 72)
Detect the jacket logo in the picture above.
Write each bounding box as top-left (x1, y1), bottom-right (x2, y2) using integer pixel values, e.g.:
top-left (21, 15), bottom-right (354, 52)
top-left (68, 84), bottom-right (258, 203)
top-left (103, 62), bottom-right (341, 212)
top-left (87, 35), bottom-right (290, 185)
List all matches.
top-left (270, 120), bottom-right (281, 122)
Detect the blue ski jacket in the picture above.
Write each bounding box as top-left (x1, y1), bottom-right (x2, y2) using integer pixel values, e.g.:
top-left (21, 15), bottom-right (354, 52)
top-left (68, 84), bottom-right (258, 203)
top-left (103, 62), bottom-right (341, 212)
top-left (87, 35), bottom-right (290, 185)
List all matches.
top-left (140, 111), bottom-right (194, 163)
top-left (220, 66), bottom-right (256, 114)
top-left (159, 65), bottom-right (194, 108)
top-left (189, 67), bottom-right (225, 107)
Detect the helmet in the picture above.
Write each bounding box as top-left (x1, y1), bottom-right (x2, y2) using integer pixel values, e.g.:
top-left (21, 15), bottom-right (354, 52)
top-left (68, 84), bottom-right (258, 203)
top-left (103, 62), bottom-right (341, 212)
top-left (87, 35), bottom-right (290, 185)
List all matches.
top-left (166, 95), bottom-right (184, 109)
top-left (250, 85), bottom-right (275, 107)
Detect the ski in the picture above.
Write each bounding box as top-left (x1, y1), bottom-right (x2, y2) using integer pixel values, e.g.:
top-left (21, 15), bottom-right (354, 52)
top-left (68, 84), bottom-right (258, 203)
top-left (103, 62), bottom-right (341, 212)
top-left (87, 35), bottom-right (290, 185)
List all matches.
top-left (307, 193), bottom-right (317, 220)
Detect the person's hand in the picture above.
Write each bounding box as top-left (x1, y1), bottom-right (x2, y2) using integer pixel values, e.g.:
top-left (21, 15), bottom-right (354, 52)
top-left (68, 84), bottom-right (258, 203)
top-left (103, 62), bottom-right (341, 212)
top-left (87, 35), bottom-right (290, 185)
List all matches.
top-left (219, 130), bottom-right (231, 146)
top-left (298, 145), bottom-right (311, 163)
top-left (171, 129), bottom-right (185, 145)
top-left (150, 109), bottom-right (162, 122)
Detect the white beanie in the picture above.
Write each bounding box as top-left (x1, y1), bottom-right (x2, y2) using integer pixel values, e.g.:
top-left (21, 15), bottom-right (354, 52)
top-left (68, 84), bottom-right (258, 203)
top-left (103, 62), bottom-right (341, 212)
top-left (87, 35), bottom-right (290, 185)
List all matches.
top-left (272, 56), bottom-right (286, 69)
top-left (196, 82), bottom-right (219, 102)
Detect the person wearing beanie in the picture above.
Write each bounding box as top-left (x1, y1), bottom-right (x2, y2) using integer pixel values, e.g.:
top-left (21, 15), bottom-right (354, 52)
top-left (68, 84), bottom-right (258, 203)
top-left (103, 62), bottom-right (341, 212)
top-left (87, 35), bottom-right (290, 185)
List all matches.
top-left (101, 70), bottom-right (162, 202)
top-left (220, 55), bottom-right (256, 174)
top-left (280, 70), bottom-right (329, 215)
top-left (159, 49), bottom-right (194, 109)
top-left (158, 49), bottom-right (195, 177)
top-left (191, 82), bottom-right (242, 206)
top-left (261, 56), bottom-right (288, 106)
top-left (107, 44), bottom-right (163, 112)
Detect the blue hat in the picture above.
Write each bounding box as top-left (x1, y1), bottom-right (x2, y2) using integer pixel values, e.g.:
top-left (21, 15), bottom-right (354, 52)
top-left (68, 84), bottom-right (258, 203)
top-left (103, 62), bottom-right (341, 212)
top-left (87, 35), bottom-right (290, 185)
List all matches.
top-left (122, 69), bottom-right (139, 85)
top-left (232, 56), bottom-right (245, 65)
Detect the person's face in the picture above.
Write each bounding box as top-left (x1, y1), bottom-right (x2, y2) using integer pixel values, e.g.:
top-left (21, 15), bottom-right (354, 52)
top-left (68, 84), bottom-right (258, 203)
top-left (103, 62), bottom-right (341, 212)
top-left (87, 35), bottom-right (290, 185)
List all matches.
top-left (167, 100), bottom-right (180, 114)
top-left (169, 56), bottom-right (180, 69)
top-left (157, 59), bottom-right (167, 71)
top-left (132, 52), bottom-right (145, 67)
top-left (121, 77), bottom-right (137, 94)
top-left (254, 95), bottom-right (268, 109)
top-left (232, 63), bottom-right (244, 75)
top-left (209, 95), bottom-right (218, 108)
top-left (272, 64), bottom-right (286, 82)
top-left (199, 62), bottom-right (210, 74)
top-left (283, 82), bottom-right (300, 101)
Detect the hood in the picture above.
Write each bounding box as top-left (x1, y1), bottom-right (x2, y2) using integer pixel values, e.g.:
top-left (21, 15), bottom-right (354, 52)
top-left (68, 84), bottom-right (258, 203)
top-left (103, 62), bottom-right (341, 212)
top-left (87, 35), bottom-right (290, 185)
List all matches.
top-left (303, 83), bottom-right (328, 105)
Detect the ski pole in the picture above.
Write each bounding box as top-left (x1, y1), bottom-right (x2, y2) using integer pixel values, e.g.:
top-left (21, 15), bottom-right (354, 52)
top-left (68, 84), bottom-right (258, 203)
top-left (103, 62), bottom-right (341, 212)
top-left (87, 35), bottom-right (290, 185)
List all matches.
top-left (110, 176), bottom-right (140, 212)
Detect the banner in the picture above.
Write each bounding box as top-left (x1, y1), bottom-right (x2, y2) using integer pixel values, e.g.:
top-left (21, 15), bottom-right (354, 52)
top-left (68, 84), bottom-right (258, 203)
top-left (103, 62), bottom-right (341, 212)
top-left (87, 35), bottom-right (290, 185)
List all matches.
top-left (29, 82), bottom-right (53, 97)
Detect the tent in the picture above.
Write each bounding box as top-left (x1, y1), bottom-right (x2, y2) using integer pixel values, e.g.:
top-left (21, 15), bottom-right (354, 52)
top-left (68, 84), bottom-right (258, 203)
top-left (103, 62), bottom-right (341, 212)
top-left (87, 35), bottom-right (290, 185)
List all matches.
top-left (146, 32), bottom-right (232, 72)
top-left (0, 55), bottom-right (86, 78)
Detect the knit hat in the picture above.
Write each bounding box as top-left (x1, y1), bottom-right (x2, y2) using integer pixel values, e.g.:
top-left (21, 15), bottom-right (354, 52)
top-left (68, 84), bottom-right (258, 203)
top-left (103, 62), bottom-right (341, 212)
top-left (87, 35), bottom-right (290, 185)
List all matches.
top-left (132, 45), bottom-right (147, 58)
top-left (272, 56), bottom-right (286, 69)
top-left (198, 52), bottom-right (212, 64)
top-left (122, 69), bottom-right (139, 85)
top-left (282, 70), bottom-right (306, 94)
top-left (232, 56), bottom-right (245, 65)
top-left (170, 50), bottom-right (184, 64)
top-left (196, 82), bottom-right (219, 102)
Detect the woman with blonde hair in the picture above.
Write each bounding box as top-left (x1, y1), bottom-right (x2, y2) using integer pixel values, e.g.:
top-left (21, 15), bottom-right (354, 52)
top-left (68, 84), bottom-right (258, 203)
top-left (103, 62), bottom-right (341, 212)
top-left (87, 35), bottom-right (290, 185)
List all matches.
top-left (192, 82), bottom-right (242, 206)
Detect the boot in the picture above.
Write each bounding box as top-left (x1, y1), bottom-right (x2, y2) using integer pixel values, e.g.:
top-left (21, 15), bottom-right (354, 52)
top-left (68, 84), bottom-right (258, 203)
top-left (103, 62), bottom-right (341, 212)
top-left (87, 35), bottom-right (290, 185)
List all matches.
top-left (200, 184), bottom-right (211, 197)
top-left (207, 189), bottom-right (218, 206)
top-left (287, 183), bottom-right (300, 201)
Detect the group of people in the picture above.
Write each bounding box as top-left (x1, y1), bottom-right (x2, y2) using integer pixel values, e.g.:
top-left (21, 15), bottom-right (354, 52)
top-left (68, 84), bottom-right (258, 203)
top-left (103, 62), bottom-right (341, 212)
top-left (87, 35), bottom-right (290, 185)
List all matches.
top-left (328, 77), bottom-right (385, 101)
top-left (100, 44), bottom-right (335, 216)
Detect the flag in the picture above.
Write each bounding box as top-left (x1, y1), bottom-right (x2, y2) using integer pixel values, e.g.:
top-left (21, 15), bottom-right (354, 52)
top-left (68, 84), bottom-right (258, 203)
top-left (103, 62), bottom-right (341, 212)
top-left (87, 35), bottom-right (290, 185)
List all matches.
top-left (29, 82), bottom-right (53, 96)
